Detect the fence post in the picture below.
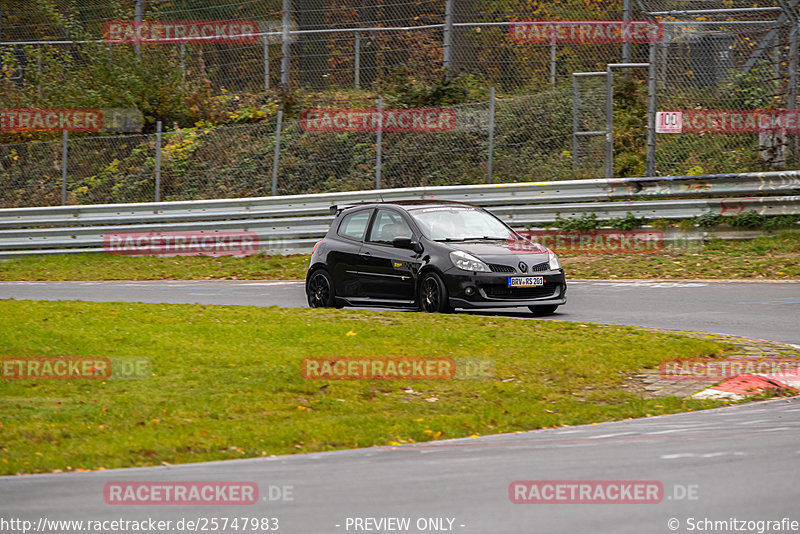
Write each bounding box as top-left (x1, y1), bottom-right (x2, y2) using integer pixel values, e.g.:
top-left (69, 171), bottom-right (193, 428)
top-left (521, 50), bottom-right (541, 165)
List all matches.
top-left (443, 0), bottom-right (454, 81)
top-left (61, 130), bottom-right (68, 206)
top-left (646, 41), bottom-right (658, 177)
top-left (179, 43), bottom-right (186, 84)
top-left (487, 87), bottom-right (495, 184)
top-left (605, 67), bottom-right (614, 179)
top-left (134, 0), bottom-right (144, 60)
top-left (789, 24), bottom-right (798, 161)
top-left (281, 0), bottom-right (291, 90)
top-left (572, 75), bottom-right (579, 173)
top-left (550, 33), bottom-right (557, 85)
top-left (376, 97), bottom-right (383, 189)
top-left (354, 29), bottom-right (361, 89)
top-left (263, 34), bottom-right (270, 92)
top-left (272, 110), bottom-right (283, 196)
top-left (36, 45), bottom-right (43, 94)
top-left (622, 0), bottom-right (631, 64)
top-left (155, 121), bottom-right (162, 202)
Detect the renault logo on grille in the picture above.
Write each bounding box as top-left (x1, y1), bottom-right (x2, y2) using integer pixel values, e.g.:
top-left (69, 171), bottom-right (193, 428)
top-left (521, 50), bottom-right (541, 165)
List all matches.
top-left (518, 261), bottom-right (527, 272)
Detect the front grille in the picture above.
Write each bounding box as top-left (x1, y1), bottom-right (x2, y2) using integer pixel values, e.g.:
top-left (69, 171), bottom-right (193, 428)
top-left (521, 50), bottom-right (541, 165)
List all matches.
top-left (489, 263), bottom-right (515, 273)
top-left (483, 284), bottom-right (558, 300)
top-left (529, 262), bottom-right (549, 272)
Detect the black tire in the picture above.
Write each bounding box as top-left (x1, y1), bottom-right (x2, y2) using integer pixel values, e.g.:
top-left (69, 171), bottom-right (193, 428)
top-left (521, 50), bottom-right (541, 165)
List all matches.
top-left (306, 269), bottom-right (336, 308)
top-left (528, 304), bottom-right (558, 316)
top-left (418, 272), bottom-right (451, 313)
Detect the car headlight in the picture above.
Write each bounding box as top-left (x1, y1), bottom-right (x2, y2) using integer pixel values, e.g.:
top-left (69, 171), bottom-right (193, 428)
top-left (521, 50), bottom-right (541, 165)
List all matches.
top-left (450, 250), bottom-right (490, 272)
top-left (548, 251), bottom-right (561, 270)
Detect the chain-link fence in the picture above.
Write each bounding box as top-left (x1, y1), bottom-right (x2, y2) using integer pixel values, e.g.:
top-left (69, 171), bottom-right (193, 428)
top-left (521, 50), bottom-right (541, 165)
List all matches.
top-left (644, 1), bottom-right (799, 175)
top-left (1, 0), bottom-right (799, 208)
top-left (0, 91), bottom-right (582, 207)
top-left (1, 1), bottom-right (651, 96)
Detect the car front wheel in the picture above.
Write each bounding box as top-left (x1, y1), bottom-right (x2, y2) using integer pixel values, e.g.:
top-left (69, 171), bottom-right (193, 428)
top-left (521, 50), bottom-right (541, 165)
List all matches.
top-left (418, 272), bottom-right (451, 313)
top-left (306, 269), bottom-right (336, 308)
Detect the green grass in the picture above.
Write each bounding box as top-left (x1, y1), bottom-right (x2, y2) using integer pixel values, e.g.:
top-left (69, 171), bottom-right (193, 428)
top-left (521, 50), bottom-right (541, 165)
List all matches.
top-left (0, 253), bottom-right (310, 281)
top-left (0, 233), bottom-right (797, 282)
top-left (0, 299), bottom-right (730, 475)
top-left (562, 232), bottom-right (800, 279)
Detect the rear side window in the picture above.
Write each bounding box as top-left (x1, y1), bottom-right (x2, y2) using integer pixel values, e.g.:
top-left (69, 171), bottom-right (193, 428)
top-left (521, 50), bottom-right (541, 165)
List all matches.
top-left (337, 210), bottom-right (371, 240)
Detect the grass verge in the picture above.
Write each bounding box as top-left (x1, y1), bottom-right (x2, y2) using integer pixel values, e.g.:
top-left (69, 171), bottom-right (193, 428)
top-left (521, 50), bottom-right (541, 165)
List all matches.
top-left (0, 233), bottom-right (797, 282)
top-left (0, 299), bottom-right (731, 475)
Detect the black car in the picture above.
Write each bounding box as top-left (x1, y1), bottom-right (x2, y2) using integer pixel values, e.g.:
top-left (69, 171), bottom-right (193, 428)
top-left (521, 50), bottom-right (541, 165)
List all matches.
top-left (305, 201), bottom-right (566, 315)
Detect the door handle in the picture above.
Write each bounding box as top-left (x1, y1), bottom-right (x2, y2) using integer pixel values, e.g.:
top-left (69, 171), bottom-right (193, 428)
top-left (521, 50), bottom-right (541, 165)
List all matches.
top-left (361, 251), bottom-right (371, 257)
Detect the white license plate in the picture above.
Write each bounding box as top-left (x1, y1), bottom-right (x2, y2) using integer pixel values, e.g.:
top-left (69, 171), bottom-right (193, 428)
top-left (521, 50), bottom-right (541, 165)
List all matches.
top-left (508, 276), bottom-right (545, 288)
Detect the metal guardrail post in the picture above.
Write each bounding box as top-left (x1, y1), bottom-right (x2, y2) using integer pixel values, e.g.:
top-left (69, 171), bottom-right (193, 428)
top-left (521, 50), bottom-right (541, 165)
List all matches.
top-left (487, 87), bottom-right (495, 184)
top-left (272, 110), bottom-right (283, 196)
top-left (61, 130), bottom-right (68, 206)
top-left (281, 0), bottom-right (291, 90)
top-left (155, 121), bottom-right (162, 202)
top-left (443, 0), bottom-right (454, 81)
top-left (376, 97), bottom-right (383, 189)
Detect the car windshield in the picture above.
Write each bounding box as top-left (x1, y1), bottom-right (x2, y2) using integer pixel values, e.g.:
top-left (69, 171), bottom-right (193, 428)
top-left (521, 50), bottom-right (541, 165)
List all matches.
top-left (409, 206), bottom-right (514, 241)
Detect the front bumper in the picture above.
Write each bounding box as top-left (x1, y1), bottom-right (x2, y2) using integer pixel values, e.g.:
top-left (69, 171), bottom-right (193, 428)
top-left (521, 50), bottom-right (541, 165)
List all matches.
top-left (443, 268), bottom-right (567, 309)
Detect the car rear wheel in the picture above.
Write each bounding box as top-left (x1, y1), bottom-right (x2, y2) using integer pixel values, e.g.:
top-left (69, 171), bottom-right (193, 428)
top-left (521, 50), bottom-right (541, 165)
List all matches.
top-left (528, 304), bottom-right (558, 316)
top-left (307, 269), bottom-right (336, 308)
top-left (419, 272), bottom-right (451, 313)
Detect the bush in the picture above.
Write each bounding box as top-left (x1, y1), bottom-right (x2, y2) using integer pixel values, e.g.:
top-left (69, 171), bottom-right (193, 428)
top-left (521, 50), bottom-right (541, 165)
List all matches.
top-left (554, 212), bottom-right (599, 230)
top-left (608, 212), bottom-right (643, 230)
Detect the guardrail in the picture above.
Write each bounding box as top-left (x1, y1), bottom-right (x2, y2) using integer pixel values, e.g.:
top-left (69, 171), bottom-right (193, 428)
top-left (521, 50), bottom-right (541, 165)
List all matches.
top-left (1, 170), bottom-right (798, 258)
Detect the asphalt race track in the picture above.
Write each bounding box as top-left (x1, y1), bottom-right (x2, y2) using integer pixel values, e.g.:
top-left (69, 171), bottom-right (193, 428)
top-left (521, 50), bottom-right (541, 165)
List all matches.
top-left (1, 279), bottom-right (799, 533)
top-left (1, 400), bottom-right (799, 533)
top-left (1, 279), bottom-right (798, 344)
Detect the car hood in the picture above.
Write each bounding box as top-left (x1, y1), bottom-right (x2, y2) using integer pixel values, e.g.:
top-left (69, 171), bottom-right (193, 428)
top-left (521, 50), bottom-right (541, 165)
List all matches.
top-left (440, 240), bottom-right (551, 262)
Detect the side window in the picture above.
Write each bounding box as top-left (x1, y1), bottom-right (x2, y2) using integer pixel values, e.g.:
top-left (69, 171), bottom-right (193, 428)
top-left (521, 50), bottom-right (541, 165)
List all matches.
top-left (367, 209), bottom-right (413, 244)
top-left (337, 210), bottom-right (371, 241)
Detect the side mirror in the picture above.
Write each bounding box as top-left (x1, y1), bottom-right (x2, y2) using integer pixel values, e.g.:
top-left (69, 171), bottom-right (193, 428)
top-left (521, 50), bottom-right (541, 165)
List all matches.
top-left (392, 237), bottom-right (423, 253)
